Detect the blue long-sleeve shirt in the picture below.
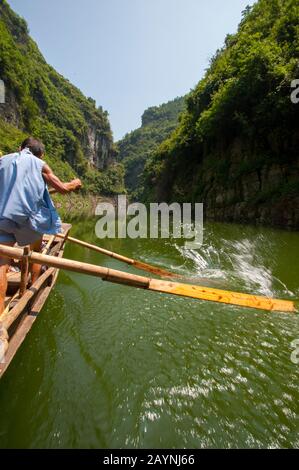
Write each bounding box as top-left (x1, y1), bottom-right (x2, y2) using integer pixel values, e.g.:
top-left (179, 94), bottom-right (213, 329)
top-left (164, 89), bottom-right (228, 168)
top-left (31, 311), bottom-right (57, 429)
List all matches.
top-left (0, 148), bottom-right (62, 234)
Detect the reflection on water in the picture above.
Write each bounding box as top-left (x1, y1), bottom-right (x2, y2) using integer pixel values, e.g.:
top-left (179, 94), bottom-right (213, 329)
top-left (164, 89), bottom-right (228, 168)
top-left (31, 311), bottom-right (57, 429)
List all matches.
top-left (0, 218), bottom-right (298, 448)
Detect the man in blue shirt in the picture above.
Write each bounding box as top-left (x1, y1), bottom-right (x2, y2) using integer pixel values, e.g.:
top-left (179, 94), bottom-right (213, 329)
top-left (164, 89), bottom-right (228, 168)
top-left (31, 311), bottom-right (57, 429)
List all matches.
top-left (0, 137), bottom-right (82, 313)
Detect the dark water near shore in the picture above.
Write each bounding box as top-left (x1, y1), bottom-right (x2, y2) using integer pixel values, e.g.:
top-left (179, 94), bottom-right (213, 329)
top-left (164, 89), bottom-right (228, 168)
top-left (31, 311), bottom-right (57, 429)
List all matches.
top-left (0, 217), bottom-right (298, 448)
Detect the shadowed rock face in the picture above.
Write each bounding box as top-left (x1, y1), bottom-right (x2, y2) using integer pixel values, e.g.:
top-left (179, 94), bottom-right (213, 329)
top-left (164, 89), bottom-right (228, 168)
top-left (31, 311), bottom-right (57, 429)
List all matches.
top-left (151, 139), bottom-right (299, 229)
top-left (0, 87), bottom-right (21, 127)
top-left (195, 139), bottom-right (299, 228)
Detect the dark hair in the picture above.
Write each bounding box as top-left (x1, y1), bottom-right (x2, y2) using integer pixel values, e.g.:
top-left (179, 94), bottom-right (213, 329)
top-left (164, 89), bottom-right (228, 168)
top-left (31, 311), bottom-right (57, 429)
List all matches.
top-left (21, 137), bottom-right (45, 158)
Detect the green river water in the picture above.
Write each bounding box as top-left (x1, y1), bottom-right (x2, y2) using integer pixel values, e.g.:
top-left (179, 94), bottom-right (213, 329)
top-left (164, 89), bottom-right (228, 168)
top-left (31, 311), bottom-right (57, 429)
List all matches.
top-left (0, 217), bottom-right (298, 448)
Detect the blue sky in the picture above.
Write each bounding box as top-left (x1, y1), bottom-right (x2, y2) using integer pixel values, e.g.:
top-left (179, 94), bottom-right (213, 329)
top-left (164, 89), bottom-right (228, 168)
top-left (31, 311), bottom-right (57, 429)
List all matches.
top-left (9, 0), bottom-right (256, 140)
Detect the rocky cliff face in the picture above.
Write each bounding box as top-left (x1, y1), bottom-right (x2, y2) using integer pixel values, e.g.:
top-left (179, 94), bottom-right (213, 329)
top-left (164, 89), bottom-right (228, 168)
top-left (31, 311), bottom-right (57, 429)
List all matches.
top-left (86, 127), bottom-right (115, 170)
top-left (0, 86), bottom-right (21, 126)
top-left (202, 141), bottom-right (299, 228)
top-left (0, 82), bottom-right (114, 171)
top-left (0, 0), bottom-right (116, 185)
top-left (149, 133), bottom-right (299, 229)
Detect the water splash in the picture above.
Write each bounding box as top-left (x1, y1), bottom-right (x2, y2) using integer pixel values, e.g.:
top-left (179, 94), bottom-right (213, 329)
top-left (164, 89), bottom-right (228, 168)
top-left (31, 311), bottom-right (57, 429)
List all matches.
top-left (174, 229), bottom-right (295, 298)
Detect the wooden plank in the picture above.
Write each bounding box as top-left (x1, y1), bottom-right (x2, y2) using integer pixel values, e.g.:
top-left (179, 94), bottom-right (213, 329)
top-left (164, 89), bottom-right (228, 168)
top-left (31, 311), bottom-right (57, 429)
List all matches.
top-left (1, 267), bottom-right (55, 329)
top-left (2, 225), bottom-right (72, 327)
top-left (0, 223), bottom-right (71, 378)
top-left (0, 285), bottom-right (52, 378)
top-left (149, 279), bottom-right (296, 313)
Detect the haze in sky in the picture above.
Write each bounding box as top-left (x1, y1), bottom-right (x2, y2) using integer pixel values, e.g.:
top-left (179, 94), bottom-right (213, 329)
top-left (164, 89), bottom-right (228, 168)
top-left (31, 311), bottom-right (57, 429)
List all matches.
top-left (9, 0), bottom-right (256, 140)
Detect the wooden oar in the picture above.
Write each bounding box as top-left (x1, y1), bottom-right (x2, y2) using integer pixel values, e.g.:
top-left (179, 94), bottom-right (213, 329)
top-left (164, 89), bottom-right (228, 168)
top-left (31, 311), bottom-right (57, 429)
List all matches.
top-left (55, 233), bottom-right (180, 279)
top-left (0, 245), bottom-right (296, 313)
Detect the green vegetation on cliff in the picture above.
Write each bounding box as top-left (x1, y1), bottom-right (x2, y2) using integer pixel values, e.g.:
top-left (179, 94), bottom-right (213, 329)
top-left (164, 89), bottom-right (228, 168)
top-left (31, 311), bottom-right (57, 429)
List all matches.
top-left (143, 0), bottom-right (299, 228)
top-left (117, 97), bottom-right (185, 198)
top-left (0, 0), bottom-right (124, 195)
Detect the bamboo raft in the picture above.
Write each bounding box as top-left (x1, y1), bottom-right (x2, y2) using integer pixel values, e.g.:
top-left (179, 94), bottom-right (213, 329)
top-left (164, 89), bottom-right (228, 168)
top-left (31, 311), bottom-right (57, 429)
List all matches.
top-left (0, 224), bottom-right (71, 378)
top-left (0, 225), bottom-right (296, 378)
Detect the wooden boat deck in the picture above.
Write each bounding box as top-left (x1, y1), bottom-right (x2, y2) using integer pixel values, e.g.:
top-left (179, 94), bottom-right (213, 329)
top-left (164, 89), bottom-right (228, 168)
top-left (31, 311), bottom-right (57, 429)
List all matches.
top-left (0, 224), bottom-right (71, 378)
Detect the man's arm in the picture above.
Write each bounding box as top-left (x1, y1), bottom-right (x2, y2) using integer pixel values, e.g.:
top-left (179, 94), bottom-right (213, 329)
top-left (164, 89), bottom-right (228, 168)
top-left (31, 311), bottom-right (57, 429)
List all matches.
top-left (42, 164), bottom-right (82, 194)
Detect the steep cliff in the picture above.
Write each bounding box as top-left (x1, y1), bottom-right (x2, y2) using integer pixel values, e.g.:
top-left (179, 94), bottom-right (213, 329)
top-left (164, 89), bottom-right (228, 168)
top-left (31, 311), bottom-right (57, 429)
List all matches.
top-left (0, 0), bottom-right (124, 194)
top-left (117, 97), bottom-right (185, 198)
top-left (143, 0), bottom-right (299, 229)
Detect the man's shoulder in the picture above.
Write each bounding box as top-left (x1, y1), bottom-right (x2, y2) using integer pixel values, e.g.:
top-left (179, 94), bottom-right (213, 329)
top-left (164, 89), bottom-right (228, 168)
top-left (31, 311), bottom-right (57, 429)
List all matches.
top-left (0, 152), bottom-right (18, 165)
top-left (21, 150), bottom-right (45, 169)
top-left (1, 152), bottom-right (18, 160)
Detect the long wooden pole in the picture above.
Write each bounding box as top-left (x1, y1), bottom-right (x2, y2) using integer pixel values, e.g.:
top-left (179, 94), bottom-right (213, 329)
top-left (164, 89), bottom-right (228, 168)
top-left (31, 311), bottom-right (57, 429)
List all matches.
top-left (0, 244), bottom-right (296, 313)
top-left (55, 233), bottom-right (180, 279)
top-left (2, 267), bottom-right (56, 329)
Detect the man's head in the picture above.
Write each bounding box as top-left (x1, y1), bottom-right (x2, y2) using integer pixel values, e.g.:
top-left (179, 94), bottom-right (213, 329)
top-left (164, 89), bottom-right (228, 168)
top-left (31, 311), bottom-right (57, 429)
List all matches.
top-left (21, 137), bottom-right (45, 159)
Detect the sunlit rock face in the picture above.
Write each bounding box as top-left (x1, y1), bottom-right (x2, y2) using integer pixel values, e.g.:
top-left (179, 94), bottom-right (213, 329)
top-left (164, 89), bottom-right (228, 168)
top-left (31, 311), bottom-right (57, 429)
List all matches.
top-left (87, 127), bottom-right (115, 170)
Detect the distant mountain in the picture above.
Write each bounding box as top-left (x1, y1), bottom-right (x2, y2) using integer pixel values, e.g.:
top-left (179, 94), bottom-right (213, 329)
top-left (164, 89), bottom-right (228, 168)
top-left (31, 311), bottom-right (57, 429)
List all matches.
top-left (117, 97), bottom-right (186, 198)
top-left (143, 0), bottom-right (299, 228)
top-left (0, 0), bottom-right (124, 195)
